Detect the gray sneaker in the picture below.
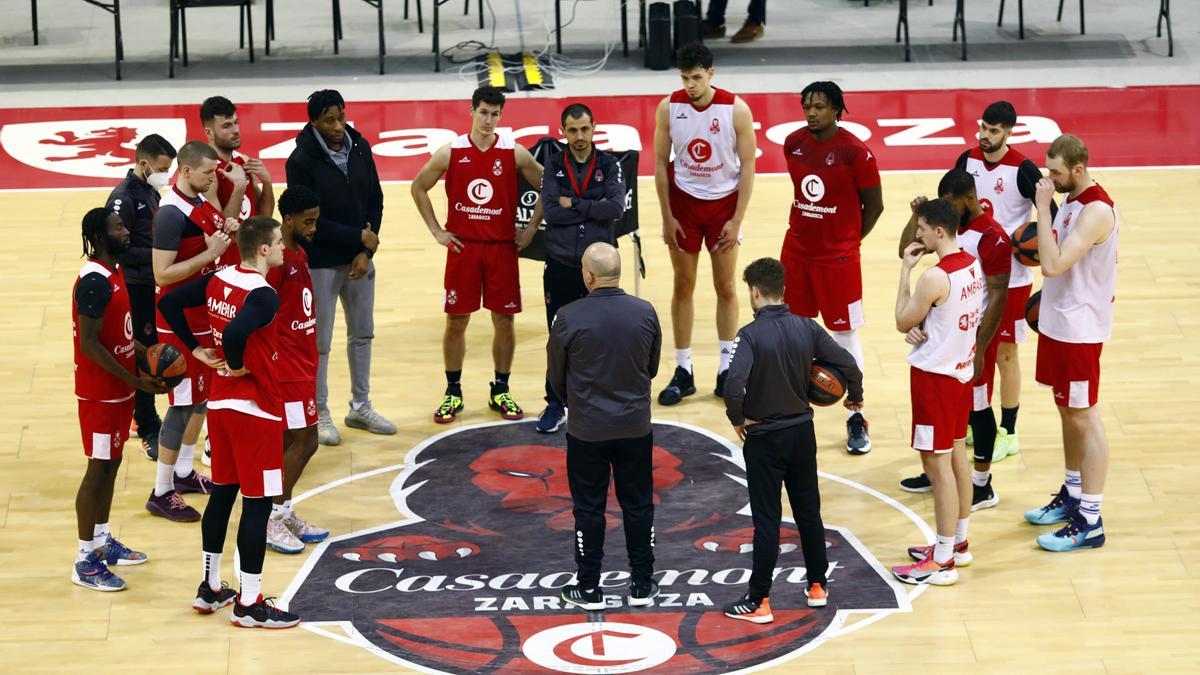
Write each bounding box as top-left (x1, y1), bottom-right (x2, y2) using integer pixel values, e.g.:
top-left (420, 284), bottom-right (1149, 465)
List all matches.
top-left (344, 400), bottom-right (396, 435)
top-left (317, 410), bottom-right (341, 446)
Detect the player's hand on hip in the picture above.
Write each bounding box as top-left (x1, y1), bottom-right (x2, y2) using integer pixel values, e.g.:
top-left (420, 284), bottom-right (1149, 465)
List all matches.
top-left (1035, 177), bottom-right (1055, 211)
top-left (904, 326), bottom-right (928, 346)
top-left (348, 252), bottom-right (370, 281)
top-left (713, 220), bottom-right (740, 254)
top-left (193, 347), bottom-right (226, 371)
top-left (361, 226), bottom-right (380, 252)
top-left (135, 375), bottom-right (169, 395)
top-left (205, 231), bottom-right (231, 257)
top-left (663, 216), bottom-right (685, 251)
top-left (434, 229), bottom-right (465, 254)
top-left (225, 366), bottom-right (248, 377)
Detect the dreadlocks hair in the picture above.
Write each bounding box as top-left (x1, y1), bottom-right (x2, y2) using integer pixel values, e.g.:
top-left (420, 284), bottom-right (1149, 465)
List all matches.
top-left (800, 81), bottom-right (848, 120)
top-left (81, 207), bottom-right (112, 259)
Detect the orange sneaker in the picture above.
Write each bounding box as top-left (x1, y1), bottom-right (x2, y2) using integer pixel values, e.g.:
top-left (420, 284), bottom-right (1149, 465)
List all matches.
top-left (724, 594), bottom-right (773, 623)
top-left (805, 582), bottom-right (828, 607)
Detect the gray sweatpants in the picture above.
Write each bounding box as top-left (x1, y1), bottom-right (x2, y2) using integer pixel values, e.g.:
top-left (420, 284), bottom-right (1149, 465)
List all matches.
top-left (312, 262), bottom-right (375, 413)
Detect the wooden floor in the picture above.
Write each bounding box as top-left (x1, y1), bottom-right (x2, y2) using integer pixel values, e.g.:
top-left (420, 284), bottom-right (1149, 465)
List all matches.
top-left (2, 169), bottom-right (1198, 673)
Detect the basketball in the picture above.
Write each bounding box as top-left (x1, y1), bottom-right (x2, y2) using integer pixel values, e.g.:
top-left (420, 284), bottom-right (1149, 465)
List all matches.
top-left (139, 343), bottom-right (187, 388)
top-left (809, 360), bottom-right (848, 406)
top-left (1025, 290), bottom-right (1041, 334)
top-left (1012, 221), bottom-right (1040, 266)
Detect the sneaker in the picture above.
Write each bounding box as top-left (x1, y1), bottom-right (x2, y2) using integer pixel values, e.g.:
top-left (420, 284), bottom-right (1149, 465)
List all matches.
top-left (535, 400), bottom-right (566, 433)
top-left (561, 584), bottom-right (605, 611)
top-left (488, 386), bottom-right (524, 421)
top-left (96, 534), bottom-right (148, 566)
top-left (714, 369), bottom-right (728, 397)
top-left (192, 581), bottom-right (237, 614)
top-left (730, 19), bottom-right (764, 43)
top-left (230, 594), bottom-right (301, 629)
top-left (628, 581), bottom-right (660, 607)
top-left (72, 550), bottom-right (127, 592)
top-left (317, 410), bottom-right (342, 446)
top-left (907, 540), bottom-right (973, 566)
top-left (899, 473), bottom-right (932, 493)
top-left (724, 593), bottom-right (773, 623)
top-left (657, 366), bottom-right (696, 406)
top-left (141, 432), bottom-right (159, 461)
top-left (345, 400), bottom-right (397, 435)
top-left (174, 469), bottom-right (213, 495)
top-left (993, 428), bottom-right (1020, 461)
top-left (971, 477), bottom-right (1000, 512)
top-left (1024, 485), bottom-right (1078, 526)
top-left (282, 510), bottom-right (329, 543)
top-left (846, 413), bottom-right (872, 455)
top-left (1037, 511), bottom-right (1105, 552)
top-left (434, 392), bottom-right (464, 424)
top-left (145, 489), bottom-right (201, 523)
top-left (892, 553), bottom-right (958, 586)
top-left (201, 437), bottom-right (211, 467)
top-left (267, 515), bottom-right (305, 554)
top-left (700, 19), bottom-right (726, 39)
top-left (805, 582), bottom-right (828, 608)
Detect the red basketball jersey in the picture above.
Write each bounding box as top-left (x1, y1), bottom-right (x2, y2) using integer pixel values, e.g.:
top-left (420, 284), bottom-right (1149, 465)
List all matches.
top-left (156, 187), bottom-right (240, 334)
top-left (205, 266), bottom-right (282, 420)
top-left (216, 152), bottom-right (256, 223)
top-left (73, 260), bottom-right (135, 402)
top-left (445, 133), bottom-right (518, 242)
top-left (784, 127), bottom-right (881, 263)
top-left (266, 245), bottom-right (317, 383)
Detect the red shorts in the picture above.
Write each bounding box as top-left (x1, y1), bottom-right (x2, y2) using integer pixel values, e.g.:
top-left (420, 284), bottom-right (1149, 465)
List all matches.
top-left (160, 331), bottom-right (212, 407)
top-left (281, 380), bottom-right (318, 430)
top-left (668, 182), bottom-right (739, 254)
top-left (1036, 334), bottom-right (1103, 408)
top-left (780, 237), bottom-right (864, 331)
top-left (997, 284), bottom-right (1033, 344)
top-left (971, 336), bottom-right (1000, 411)
top-left (444, 240), bottom-right (521, 314)
top-left (78, 398), bottom-right (135, 460)
top-left (207, 407), bottom-right (284, 498)
top-left (910, 367), bottom-right (972, 453)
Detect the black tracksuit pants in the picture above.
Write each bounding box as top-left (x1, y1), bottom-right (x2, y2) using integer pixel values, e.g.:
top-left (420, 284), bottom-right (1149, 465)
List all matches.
top-left (543, 257), bottom-right (589, 404)
top-left (128, 282), bottom-right (162, 434)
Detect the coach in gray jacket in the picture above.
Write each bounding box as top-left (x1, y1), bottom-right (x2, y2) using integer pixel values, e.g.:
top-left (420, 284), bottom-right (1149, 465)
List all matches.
top-left (547, 242), bottom-right (662, 611)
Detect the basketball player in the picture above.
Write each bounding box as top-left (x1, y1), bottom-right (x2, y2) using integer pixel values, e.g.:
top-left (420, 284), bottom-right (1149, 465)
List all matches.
top-left (148, 141), bottom-right (233, 522)
top-left (411, 86), bottom-right (544, 424)
top-left (898, 170), bottom-right (1011, 512)
top-left (782, 81), bottom-right (884, 455)
top-left (891, 199), bottom-right (982, 586)
top-left (72, 208), bottom-right (168, 591)
top-left (263, 186), bottom-right (329, 554)
top-left (159, 216), bottom-right (300, 628)
top-left (653, 41), bottom-right (756, 405)
top-left (1025, 134), bottom-right (1116, 552)
top-left (201, 96), bottom-right (275, 221)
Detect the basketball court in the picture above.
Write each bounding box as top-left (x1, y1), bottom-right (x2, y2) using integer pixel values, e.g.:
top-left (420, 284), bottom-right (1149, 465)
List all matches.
top-left (1, 1), bottom-right (1199, 672)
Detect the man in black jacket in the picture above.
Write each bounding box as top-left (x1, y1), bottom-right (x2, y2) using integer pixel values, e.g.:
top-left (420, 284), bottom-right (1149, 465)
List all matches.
top-left (721, 257), bottom-right (863, 624)
top-left (536, 103), bottom-right (626, 434)
top-left (106, 133), bottom-right (176, 459)
top-left (285, 89), bottom-right (393, 446)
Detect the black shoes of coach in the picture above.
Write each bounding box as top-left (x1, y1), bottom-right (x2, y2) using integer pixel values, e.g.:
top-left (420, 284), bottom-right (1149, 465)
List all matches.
top-left (658, 366), bottom-right (696, 406)
top-left (629, 581), bottom-right (661, 607)
top-left (714, 369), bottom-right (728, 397)
top-left (899, 473), bottom-right (932, 493)
top-left (561, 584), bottom-right (605, 611)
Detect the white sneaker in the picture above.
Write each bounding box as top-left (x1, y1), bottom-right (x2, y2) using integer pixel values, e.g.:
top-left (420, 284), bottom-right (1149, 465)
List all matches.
top-left (317, 410), bottom-right (341, 446)
top-left (282, 510), bottom-right (330, 544)
top-left (266, 516), bottom-right (305, 554)
top-left (344, 400), bottom-right (396, 435)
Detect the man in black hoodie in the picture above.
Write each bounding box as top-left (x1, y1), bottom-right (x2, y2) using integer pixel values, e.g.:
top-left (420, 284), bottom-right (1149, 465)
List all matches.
top-left (285, 90), bottom-right (394, 446)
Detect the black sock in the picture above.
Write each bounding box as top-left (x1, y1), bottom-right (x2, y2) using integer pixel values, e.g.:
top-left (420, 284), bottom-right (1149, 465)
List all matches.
top-left (493, 372), bottom-right (510, 393)
top-left (201, 483), bottom-right (239, 554)
top-left (236, 496), bottom-right (272, 576)
top-left (445, 370), bottom-right (462, 395)
top-left (1000, 406), bottom-right (1019, 435)
top-left (969, 409), bottom-right (998, 464)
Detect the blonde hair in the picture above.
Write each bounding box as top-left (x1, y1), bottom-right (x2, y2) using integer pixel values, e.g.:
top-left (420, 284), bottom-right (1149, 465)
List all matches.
top-left (1047, 134), bottom-right (1089, 169)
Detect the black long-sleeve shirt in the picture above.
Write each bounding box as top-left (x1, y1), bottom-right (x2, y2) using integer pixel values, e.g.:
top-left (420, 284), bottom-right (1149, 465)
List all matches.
top-left (540, 147), bottom-right (626, 267)
top-left (724, 304), bottom-right (864, 436)
top-left (158, 272), bottom-right (278, 370)
top-left (106, 170), bottom-right (160, 285)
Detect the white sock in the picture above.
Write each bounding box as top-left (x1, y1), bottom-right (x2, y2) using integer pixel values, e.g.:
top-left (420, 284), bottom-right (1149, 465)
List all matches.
top-left (718, 340), bottom-right (734, 373)
top-left (175, 443), bottom-right (196, 478)
top-left (271, 503), bottom-right (286, 518)
top-left (1064, 469), bottom-right (1083, 499)
top-left (350, 399), bottom-right (366, 412)
top-left (92, 522), bottom-right (110, 549)
top-left (1079, 492), bottom-right (1103, 525)
top-left (675, 348), bottom-right (693, 373)
top-left (77, 539), bottom-right (95, 562)
top-left (971, 470), bottom-right (990, 487)
top-left (933, 535), bottom-right (955, 564)
top-left (239, 571), bottom-right (263, 606)
top-left (154, 460), bottom-right (176, 496)
top-left (203, 551), bottom-right (222, 591)
top-left (954, 518), bottom-right (970, 544)
top-left (282, 500), bottom-right (294, 516)
top-left (846, 407), bottom-right (865, 420)
top-left (831, 329), bottom-right (866, 373)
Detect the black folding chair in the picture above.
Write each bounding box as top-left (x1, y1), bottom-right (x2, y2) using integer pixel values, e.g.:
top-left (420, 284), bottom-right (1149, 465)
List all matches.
top-left (83, 0), bottom-right (125, 79)
top-left (169, 0), bottom-right (254, 78)
top-left (998, 0), bottom-right (1087, 40)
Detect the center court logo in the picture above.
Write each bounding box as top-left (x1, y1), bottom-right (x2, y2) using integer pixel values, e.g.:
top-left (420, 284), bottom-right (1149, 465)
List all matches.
top-left (282, 421), bottom-right (913, 674)
top-left (468, 178), bottom-right (494, 205)
top-left (801, 174), bottom-right (826, 202)
top-left (686, 138), bottom-right (712, 163)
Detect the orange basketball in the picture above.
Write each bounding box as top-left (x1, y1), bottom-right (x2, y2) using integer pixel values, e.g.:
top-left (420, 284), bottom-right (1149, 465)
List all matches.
top-left (1012, 221), bottom-right (1040, 267)
top-left (140, 343), bottom-right (187, 387)
top-left (809, 361), bottom-right (847, 406)
top-left (1025, 290), bottom-right (1041, 334)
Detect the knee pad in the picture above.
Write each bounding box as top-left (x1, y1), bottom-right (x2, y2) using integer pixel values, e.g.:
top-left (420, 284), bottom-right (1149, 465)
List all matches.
top-left (160, 404), bottom-right (195, 451)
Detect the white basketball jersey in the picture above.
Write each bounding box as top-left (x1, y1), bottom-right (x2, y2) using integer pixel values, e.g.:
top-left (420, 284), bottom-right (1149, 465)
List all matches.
top-left (668, 87), bottom-right (741, 200)
top-left (907, 251), bottom-right (986, 382)
top-left (1039, 184), bottom-right (1118, 344)
top-left (962, 146), bottom-right (1034, 288)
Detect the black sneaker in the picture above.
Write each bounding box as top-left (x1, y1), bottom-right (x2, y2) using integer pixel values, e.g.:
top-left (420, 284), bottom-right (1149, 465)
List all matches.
top-left (714, 369), bottom-right (728, 397)
top-left (230, 594), bottom-right (301, 629)
top-left (971, 477), bottom-right (1000, 512)
top-left (846, 412), bottom-right (872, 455)
top-left (192, 581), bottom-right (237, 614)
top-left (657, 366), bottom-right (696, 406)
top-left (629, 581), bottom-right (660, 607)
top-left (723, 593), bottom-right (773, 623)
top-left (561, 584), bottom-right (605, 611)
top-left (141, 432), bottom-right (159, 461)
top-left (899, 473), bottom-right (932, 493)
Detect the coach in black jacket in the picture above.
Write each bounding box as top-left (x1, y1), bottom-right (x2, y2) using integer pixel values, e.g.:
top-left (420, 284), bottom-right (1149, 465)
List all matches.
top-left (535, 103), bottom-right (626, 433)
top-left (285, 89), bottom-right (393, 445)
top-left (721, 257), bottom-right (863, 622)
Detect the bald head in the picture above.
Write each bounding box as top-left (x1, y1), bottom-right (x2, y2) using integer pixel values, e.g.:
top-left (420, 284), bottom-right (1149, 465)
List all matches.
top-left (582, 242), bottom-right (621, 289)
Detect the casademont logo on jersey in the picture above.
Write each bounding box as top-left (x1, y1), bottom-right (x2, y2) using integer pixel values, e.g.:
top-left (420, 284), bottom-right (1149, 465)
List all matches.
top-left (795, 174), bottom-right (838, 221)
top-left (0, 118), bottom-right (187, 179)
top-left (681, 139), bottom-right (724, 177)
top-left (455, 178), bottom-right (504, 221)
top-left (284, 421), bottom-right (906, 673)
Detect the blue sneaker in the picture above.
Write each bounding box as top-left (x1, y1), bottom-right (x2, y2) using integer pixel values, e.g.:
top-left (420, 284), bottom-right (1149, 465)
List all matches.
top-left (72, 550), bottom-right (127, 592)
top-left (97, 534), bottom-right (149, 566)
top-left (1024, 485), bottom-right (1078, 526)
top-left (1037, 511), bottom-right (1105, 552)
top-left (535, 401), bottom-right (566, 434)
